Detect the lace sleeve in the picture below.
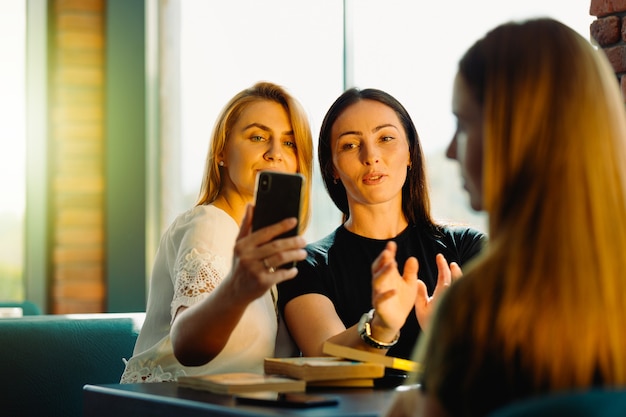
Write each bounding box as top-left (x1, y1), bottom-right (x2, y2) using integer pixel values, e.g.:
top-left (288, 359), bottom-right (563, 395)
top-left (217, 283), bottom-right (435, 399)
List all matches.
top-left (170, 248), bottom-right (230, 320)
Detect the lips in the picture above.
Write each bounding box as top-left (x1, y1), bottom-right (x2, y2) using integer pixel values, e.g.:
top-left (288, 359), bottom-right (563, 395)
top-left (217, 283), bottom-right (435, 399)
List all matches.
top-left (362, 172), bottom-right (385, 184)
top-left (257, 167), bottom-right (283, 173)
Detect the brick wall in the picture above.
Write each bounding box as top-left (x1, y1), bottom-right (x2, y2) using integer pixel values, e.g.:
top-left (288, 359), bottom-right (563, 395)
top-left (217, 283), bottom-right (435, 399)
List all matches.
top-left (590, 0), bottom-right (626, 98)
top-left (50, 0), bottom-right (105, 313)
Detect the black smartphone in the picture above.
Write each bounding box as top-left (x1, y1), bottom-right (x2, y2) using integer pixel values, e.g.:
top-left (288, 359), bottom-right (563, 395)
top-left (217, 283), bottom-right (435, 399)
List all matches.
top-left (251, 171), bottom-right (304, 242)
top-left (235, 392), bottom-right (339, 409)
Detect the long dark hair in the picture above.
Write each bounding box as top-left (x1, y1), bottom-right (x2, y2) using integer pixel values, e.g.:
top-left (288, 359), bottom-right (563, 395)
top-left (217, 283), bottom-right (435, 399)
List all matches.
top-left (318, 88), bottom-right (436, 229)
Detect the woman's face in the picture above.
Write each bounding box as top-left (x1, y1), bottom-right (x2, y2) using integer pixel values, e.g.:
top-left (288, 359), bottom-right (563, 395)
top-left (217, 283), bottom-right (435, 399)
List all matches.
top-left (220, 100), bottom-right (298, 199)
top-left (447, 72), bottom-right (484, 211)
top-left (330, 99), bottom-right (410, 211)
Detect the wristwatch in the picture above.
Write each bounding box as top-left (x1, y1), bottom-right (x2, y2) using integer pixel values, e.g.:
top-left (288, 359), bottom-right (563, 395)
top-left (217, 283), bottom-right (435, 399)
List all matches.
top-left (357, 309), bottom-right (400, 349)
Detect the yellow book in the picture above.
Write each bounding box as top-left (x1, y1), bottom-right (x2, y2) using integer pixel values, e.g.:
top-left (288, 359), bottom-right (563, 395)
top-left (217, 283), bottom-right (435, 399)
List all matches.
top-left (322, 341), bottom-right (420, 373)
top-left (178, 372), bottom-right (306, 394)
top-left (307, 378), bottom-right (375, 388)
top-left (264, 356), bottom-right (385, 382)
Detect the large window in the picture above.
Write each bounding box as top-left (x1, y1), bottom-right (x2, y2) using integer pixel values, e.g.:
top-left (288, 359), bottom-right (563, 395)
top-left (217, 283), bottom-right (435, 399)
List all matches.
top-left (0, 1), bottom-right (596, 306)
top-left (175, 0), bottom-right (593, 243)
top-left (0, 1), bottom-right (26, 301)
top-left (177, 1), bottom-right (344, 241)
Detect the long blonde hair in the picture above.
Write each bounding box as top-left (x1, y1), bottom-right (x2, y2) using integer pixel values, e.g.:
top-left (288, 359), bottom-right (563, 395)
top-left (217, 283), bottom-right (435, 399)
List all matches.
top-left (195, 82), bottom-right (313, 230)
top-left (420, 18), bottom-right (626, 401)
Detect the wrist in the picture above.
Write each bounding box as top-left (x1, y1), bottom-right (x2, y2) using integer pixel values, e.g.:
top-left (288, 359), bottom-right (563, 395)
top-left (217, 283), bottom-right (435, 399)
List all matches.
top-left (370, 313), bottom-right (400, 343)
top-left (357, 309), bottom-right (400, 349)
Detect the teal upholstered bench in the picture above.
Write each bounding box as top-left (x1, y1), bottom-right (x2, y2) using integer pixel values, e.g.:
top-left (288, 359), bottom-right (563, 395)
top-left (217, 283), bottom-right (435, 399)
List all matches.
top-left (489, 389), bottom-right (626, 417)
top-left (0, 300), bottom-right (42, 316)
top-left (0, 312), bottom-right (145, 417)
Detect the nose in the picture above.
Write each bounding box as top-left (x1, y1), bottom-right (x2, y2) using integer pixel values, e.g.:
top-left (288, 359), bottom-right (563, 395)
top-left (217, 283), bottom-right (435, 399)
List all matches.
top-left (264, 140), bottom-right (283, 162)
top-left (361, 143), bottom-right (380, 166)
top-left (446, 136), bottom-right (457, 160)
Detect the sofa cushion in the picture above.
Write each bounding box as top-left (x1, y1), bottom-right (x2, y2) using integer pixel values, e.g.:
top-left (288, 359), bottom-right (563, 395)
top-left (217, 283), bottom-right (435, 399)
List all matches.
top-left (0, 312), bottom-right (144, 417)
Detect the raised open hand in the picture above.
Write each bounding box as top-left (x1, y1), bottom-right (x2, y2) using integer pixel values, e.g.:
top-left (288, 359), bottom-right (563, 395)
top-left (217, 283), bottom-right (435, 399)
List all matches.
top-left (414, 253), bottom-right (462, 330)
top-left (370, 241), bottom-right (419, 342)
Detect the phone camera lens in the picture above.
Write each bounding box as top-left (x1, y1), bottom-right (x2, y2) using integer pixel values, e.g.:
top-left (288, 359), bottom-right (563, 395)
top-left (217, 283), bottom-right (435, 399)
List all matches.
top-left (260, 177), bottom-right (270, 191)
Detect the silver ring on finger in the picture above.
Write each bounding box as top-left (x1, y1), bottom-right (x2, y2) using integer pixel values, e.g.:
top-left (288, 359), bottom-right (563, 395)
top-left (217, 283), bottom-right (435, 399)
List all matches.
top-left (263, 258), bottom-right (275, 274)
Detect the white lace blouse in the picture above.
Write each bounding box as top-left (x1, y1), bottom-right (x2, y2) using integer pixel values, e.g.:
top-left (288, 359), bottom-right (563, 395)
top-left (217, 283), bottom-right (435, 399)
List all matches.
top-left (120, 205), bottom-right (280, 383)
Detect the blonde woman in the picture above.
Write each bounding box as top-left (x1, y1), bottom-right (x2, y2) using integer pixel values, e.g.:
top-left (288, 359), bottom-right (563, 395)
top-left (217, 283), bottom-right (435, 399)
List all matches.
top-left (386, 18), bottom-right (626, 417)
top-left (121, 82), bottom-right (313, 383)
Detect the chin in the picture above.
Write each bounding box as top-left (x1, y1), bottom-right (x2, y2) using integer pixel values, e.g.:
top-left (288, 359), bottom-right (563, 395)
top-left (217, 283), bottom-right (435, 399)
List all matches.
top-left (467, 191), bottom-right (483, 211)
top-left (470, 201), bottom-right (483, 211)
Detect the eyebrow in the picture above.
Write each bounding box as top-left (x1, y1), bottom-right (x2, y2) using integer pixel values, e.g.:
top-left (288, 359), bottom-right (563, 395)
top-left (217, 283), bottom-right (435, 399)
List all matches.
top-left (242, 122), bottom-right (294, 136)
top-left (337, 123), bottom-right (399, 139)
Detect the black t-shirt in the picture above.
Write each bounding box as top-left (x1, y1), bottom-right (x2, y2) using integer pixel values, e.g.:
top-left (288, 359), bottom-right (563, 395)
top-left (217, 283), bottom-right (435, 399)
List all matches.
top-left (278, 223), bottom-right (486, 359)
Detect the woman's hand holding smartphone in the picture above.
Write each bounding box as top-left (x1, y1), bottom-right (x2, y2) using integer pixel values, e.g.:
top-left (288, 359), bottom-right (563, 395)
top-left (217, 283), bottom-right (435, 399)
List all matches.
top-left (251, 171), bottom-right (304, 269)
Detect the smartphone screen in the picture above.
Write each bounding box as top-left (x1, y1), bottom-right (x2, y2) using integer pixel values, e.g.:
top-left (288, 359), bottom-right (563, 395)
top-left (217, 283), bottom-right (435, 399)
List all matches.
top-left (235, 392), bottom-right (340, 408)
top-left (251, 171), bottom-right (303, 240)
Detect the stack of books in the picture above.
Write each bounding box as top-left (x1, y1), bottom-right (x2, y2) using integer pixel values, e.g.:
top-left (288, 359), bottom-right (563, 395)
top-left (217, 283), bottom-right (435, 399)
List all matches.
top-left (263, 355), bottom-right (384, 388)
top-left (178, 372), bottom-right (306, 394)
top-left (178, 341), bottom-right (419, 394)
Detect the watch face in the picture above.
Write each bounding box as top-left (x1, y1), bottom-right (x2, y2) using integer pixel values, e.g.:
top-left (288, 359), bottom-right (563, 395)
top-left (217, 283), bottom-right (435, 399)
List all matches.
top-left (358, 310), bottom-right (373, 336)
